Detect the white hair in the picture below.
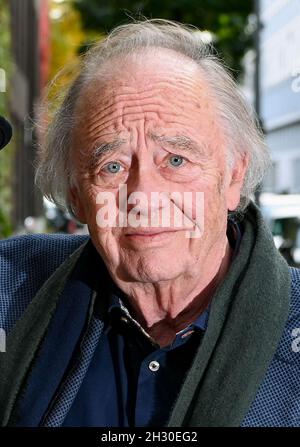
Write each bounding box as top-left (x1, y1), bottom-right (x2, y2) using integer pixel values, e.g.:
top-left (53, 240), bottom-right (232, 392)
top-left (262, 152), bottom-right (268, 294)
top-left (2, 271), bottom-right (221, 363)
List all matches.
top-left (35, 19), bottom-right (270, 212)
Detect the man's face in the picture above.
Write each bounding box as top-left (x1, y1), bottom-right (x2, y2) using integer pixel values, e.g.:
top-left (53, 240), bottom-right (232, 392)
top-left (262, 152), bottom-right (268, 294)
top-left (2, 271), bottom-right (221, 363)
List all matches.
top-left (70, 50), bottom-right (244, 284)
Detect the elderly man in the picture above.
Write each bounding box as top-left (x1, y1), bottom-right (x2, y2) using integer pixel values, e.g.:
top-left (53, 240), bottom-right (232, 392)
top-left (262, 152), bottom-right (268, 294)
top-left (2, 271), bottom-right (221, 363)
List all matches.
top-left (0, 20), bottom-right (299, 428)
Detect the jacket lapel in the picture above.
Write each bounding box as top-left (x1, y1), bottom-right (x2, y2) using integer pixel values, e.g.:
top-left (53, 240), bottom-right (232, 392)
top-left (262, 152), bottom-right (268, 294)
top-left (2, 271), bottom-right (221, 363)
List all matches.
top-left (13, 275), bottom-right (95, 426)
top-left (0, 239), bottom-right (96, 426)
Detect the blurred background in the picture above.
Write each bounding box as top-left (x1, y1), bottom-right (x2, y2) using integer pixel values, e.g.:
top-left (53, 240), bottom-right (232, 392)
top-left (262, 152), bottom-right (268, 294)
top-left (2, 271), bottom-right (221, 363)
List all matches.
top-left (0, 0), bottom-right (300, 266)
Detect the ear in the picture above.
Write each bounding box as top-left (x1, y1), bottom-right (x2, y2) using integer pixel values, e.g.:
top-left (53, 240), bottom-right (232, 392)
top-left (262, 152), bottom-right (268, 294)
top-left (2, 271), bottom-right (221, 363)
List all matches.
top-left (226, 153), bottom-right (249, 211)
top-left (68, 186), bottom-right (87, 224)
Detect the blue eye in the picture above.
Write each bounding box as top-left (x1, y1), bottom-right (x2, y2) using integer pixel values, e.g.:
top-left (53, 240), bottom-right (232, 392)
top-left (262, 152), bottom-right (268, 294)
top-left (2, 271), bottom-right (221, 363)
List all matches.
top-left (105, 162), bottom-right (122, 173)
top-left (169, 155), bottom-right (184, 167)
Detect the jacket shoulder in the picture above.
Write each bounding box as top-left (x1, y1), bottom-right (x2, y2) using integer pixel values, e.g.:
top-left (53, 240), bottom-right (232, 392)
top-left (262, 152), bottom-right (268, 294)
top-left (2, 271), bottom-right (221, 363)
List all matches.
top-left (242, 267), bottom-right (300, 426)
top-left (290, 267), bottom-right (300, 312)
top-left (0, 233), bottom-right (88, 333)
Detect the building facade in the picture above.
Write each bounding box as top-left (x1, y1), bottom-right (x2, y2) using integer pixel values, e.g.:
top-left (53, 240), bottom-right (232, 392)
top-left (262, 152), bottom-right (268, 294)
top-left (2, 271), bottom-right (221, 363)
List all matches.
top-left (259, 0), bottom-right (300, 193)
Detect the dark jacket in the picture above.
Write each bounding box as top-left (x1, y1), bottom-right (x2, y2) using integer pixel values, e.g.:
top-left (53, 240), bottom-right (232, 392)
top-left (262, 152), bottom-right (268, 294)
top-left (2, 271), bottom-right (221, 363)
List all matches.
top-left (1, 227), bottom-right (300, 427)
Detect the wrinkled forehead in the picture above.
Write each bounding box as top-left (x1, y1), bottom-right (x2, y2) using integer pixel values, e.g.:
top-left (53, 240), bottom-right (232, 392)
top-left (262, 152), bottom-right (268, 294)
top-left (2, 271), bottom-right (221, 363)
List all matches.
top-left (70, 48), bottom-right (225, 156)
top-left (75, 48), bottom-right (214, 113)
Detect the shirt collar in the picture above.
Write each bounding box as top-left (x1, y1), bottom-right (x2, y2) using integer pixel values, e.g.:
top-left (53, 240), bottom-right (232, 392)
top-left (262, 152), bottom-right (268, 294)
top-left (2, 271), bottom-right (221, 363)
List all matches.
top-left (104, 219), bottom-right (242, 343)
top-left (106, 288), bottom-right (209, 350)
top-left (107, 291), bottom-right (159, 345)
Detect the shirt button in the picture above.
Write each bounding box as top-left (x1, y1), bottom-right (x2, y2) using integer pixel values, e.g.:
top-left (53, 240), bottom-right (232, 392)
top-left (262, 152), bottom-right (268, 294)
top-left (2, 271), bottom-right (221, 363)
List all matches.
top-left (149, 360), bottom-right (160, 372)
top-left (120, 316), bottom-right (129, 324)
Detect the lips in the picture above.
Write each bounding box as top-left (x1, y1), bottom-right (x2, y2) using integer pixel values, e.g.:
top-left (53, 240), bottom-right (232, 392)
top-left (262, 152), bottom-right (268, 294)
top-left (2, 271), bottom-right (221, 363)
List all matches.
top-left (125, 228), bottom-right (183, 237)
top-left (122, 228), bottom-right (187, 246)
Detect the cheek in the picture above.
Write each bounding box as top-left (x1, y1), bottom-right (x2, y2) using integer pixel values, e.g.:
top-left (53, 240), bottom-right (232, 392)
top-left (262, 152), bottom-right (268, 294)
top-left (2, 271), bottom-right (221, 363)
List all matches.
top-left (82, 187), bottom-right (98, 218)
top-left (189, 172), bottom-right (227, 231)
top-left (191, 168), bottom-right (225, 202)
top-left (86, 201), bottom-right (118, 259)
top-left (80, 184), bottom-right (122, 245)
top-left (75, 182), bottom-right (105, 230)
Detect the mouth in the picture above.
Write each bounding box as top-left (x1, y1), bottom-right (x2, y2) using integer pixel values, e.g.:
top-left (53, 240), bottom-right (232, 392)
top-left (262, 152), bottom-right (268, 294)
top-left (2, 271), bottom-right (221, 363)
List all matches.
top-left (124, 228), bottom-right (184, 243)
top-left (125, 228), bottom-right (183, 235)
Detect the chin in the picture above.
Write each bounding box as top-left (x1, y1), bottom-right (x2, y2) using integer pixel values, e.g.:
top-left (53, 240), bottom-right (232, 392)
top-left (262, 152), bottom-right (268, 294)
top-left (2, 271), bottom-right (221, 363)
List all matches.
top-left (117, 252), bottom-right (186, 283)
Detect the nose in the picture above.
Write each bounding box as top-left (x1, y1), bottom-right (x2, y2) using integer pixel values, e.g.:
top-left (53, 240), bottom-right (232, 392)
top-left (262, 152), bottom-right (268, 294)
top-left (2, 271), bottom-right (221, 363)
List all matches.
top-left (127, 157), bottom-right (162, 197)
top-left (121, 155), bottom-right (169, 223)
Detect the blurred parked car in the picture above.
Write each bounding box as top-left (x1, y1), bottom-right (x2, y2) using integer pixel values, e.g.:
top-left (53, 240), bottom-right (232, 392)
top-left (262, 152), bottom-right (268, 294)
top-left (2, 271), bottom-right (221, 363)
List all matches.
top-left (260, 193), bottom-right (300, 267)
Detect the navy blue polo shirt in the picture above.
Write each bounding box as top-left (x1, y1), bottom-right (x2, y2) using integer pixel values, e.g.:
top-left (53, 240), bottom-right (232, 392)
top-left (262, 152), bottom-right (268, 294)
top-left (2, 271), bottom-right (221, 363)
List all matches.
top-left (62, 219), bottom-right (241, 427)
top-left (62, 286), bottom-right (209, 427)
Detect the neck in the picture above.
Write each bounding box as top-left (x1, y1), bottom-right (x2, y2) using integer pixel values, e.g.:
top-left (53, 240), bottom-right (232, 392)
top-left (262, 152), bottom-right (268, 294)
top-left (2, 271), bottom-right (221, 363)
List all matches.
top-left (112, 238), bottom-right (234, 347)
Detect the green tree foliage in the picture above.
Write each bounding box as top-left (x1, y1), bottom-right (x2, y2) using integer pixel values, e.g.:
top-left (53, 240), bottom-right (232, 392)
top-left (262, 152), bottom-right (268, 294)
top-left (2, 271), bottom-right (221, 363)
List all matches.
top-left (73, 0), bottom-right (254, 78)
top-left (45, 0), bottom-right (86, 113)
top-left (49, 0), bottom-right (85, 86)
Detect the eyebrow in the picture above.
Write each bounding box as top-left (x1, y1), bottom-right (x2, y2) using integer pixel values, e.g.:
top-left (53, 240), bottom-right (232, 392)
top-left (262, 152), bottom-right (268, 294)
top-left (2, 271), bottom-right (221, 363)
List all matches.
top-left (86, 139), bottom-right (126, 171)
top-left (85, 133), bottom-right (206, 171)
top-left (148, 133), bottom-right (206, 156)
